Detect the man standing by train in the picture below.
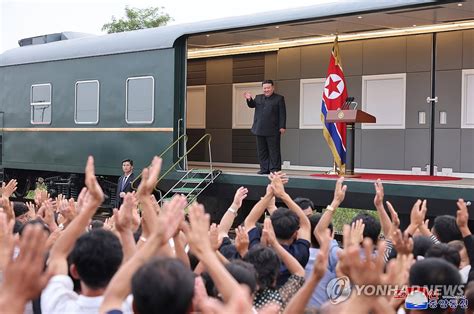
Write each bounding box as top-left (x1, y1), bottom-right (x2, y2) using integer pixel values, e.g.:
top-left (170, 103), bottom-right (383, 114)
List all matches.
top-left (244, 80), bottom-right (286, 175)
top-left (115, 159), bottom-right (135, 208)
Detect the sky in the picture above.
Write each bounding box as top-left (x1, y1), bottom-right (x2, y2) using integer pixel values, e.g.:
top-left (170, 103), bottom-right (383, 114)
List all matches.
top-left (0, 0), bottom-right (329, 53)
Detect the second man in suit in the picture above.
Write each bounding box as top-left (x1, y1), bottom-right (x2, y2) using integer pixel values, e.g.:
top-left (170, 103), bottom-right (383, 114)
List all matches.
top-left (244, 80), bottom-right (286, 174)
top-left (116, 158), bottom-right (135, 208)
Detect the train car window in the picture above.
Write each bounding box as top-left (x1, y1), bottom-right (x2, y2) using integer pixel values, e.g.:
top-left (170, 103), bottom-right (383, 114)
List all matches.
top-left (126, 76), bottom-right (154, 124)
top-left (75, 80), bottom-right (99, 124)
top-left (30, 84), bottom-right (52, 124)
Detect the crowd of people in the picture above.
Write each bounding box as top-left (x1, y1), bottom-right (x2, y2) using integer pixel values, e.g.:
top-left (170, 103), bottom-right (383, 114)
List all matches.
top-left (0, 155), bottom-right (472, 314)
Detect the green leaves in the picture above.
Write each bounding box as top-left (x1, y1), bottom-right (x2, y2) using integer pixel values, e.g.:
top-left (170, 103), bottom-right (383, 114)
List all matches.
top-left (102, 6), bottom-right (173, 34)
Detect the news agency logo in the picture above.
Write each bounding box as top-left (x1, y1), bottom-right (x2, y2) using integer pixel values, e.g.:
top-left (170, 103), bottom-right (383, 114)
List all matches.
top-left (405, 290), bottom-right (429, 309)
top-left (326, 276), bottom-right (352, 304)
top-left (326, 276), bottom-right (469, 310)
top-left (402, 287), bottom-right (469, 310)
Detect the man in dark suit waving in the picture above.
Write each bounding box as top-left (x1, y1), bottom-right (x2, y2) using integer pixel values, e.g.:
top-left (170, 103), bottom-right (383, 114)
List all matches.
top-left (115, 158), bottom-right (135, 208)
top-left (244, 80), bottom-right (286, 174)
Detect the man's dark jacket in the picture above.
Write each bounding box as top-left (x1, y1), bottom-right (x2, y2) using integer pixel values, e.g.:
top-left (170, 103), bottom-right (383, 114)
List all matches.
top-left (115, 172), bottom-right (135, 208)
top-left (246, 93), bottom-right (286, 136)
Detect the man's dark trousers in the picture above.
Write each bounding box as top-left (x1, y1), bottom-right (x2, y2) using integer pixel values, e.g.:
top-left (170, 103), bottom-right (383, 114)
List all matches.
top-left (256, 134), bottom-right (281, 174)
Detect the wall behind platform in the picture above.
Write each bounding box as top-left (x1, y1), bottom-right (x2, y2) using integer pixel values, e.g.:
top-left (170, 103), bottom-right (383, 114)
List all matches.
top-left (187, 30), bottom-right (474, 174)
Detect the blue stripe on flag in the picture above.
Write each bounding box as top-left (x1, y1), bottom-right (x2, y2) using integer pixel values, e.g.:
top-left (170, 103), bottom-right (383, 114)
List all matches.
top-left (321, 100), bottom-right (346, 164)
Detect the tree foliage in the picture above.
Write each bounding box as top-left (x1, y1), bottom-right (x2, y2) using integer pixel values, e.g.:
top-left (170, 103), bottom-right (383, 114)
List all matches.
top-left (102, 6), bottom-right (172, 33)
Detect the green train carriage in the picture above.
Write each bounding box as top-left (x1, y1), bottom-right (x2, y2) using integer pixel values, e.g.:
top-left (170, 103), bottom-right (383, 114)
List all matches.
top-left (0, 30), bottom-right (188, 202)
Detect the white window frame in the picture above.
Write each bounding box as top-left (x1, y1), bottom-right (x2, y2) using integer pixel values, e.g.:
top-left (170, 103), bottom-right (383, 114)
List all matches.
top-left (186, 85), bottom-right (207, 129)
top-left (232, 82), bottom-right (261, 129)
top-left (126, 76), bottom-right (155, 124)
top-left (75, 80), bottom-right (100, 125)
top-left (299, 78), bottom-right (326, 129)
top-left (362, 73), bottom-right (406, 129)
top-left (30, 83), bottom-right (52, 125)
top-left (461, 69), bottom-right (474, 129)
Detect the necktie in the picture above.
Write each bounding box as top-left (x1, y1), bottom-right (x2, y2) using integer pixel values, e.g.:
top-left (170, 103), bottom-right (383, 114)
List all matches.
top-left (121, 176), bottom-right (129, 191)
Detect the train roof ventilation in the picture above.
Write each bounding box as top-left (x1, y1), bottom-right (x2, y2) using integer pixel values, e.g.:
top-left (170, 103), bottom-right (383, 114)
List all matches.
top-left (18, 32), bottom-right (95, 47)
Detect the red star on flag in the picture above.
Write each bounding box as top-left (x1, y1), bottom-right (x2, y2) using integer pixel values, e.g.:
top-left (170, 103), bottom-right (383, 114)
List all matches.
top-left (326, 76), bottom-right (340, 98)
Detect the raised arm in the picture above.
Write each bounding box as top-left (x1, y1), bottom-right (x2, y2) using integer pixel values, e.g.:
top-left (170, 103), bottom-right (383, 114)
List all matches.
top-left (457, 198), bottom-right (472, 238)
top-left (284, 228), bottom-right (332, 314)
top-left (264, 218), bottom-right (305, 277)
top-left (100, 195), bottom-right (185, 313)
top-left (0, 212), bottom-right (14, 273)
top-left (113, 193), bottom-right (138, 263)
top-left (1, 179), bottom-right (18, 199)
top-left (0, 224), bottom-right (51, 314)
top-left (136, 158), bottom-right (162, 234)
top-left (183, 203), bottom-right (240, 303)
top-left (100, 157), bottom-right (185, 313)
top-left (244, 185), bottom-right (273, 231)
top-left (315, 177), bottom-right (347, 243)
top-left (271, 173), bottom-right (311, 242)
top-left (218, 186), bottom-right (248, 238)
top-left (48, 156), bottom-right (104, 275)
top-left (404, 200), bottom-right (428, 237)
top-left (373, 179), bottom-right (392, 238)
top-left (0, 180), bottom-right (18, 223)
top-left (244, 92), bottom-right (256, 108)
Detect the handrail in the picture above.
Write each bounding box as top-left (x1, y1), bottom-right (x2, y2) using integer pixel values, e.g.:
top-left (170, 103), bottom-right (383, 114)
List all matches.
top-left (177, 118), bottom-right (183, 163)
top-left (154, 133), bottom-right (212, 191)
top-left (130, 134), bottom-right (188, 190)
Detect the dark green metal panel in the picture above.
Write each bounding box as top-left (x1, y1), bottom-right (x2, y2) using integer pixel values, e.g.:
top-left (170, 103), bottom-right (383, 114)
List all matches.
top-left (3, 132), bottom-right (173, 176)
top-left (0, 48), bottom-right (179, 176)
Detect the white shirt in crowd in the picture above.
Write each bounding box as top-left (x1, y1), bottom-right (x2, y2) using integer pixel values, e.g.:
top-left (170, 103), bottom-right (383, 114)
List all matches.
top-left (41, 275), bottom-right (133, 314)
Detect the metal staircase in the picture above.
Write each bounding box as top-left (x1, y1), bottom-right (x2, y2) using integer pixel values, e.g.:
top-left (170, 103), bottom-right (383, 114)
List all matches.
top-left (131, 133), bottom-right (220, 206)
top-left (160, 167), bottom-right (221, 204)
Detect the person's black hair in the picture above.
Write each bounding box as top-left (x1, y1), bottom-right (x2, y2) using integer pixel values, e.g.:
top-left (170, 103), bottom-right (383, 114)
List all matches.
top-left (12, 202), bottom-right (29, 218)
top-left (89, 220), bottom-right (104, 229)
top-left (219, 242), bottom-right (240, 260)
top-left (243, 244), bottom-right (280, 291)
top-left (270, 207), bottom-right (300, 240)
top-left (412, 235), bottom-right (435, 258)
top-left (447, 240), bottom-right (465, 254)
top-left (351, 213), bottom-right (380, 243)
top-left (49, 189), bottom-right (59, 199)
top-left (425, 243), bottom-right (461, 268)
top-left (122, 159), bottom-right (134, 166)
top-left (69, 228), bottom-right (123, 289)
top-left (409, 258), bottom-right (462, 313)
top-left (465, 281), bottom-right (474, 311)
top-left (262, 80), bottom-right (274, 86)
top-left (13, 220), bottom-right (23, 234)
top-left (226, 260), bottom-right (258, 293)
top-left (309, 213), bottom-right (333, 248)
top-left (18, 218), bottom-right (50, 236)
top-left (200, 260), bottom-right (258, 299)
top-left (131, 257), bottom-right (195, 314)
top-left (294, 197), bottom-right (315, 212)
top-left (432, 215), bottom-right (462, 243)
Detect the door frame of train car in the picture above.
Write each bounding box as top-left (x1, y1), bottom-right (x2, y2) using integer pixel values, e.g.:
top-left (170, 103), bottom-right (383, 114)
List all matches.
top-left (174, 36), bottom-right (188, 170)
